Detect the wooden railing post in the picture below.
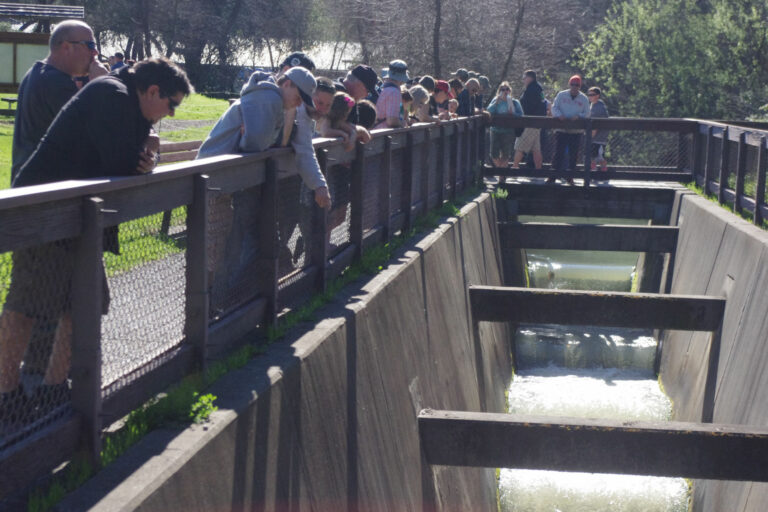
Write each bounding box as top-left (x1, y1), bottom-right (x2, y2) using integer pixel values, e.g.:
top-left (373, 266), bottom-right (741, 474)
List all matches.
top-left (70, 196), bottom-right (105, 465)
top-left (583, 118), bottom-right (593, 188)
top-left (313, 149), bottom-right (330, 291)
top-left (734, 132), bottom-right (747, 214)
top-left (421, 128), bottom-right (432, 212)
top-left (464, 120), bottom-right (472, 187)
top-left (378, 136), bottom-right (393, 242)
top-left (692, 125), bottom-right (704, 180)
top-left (350, 141), bottom-right (365, 259)
top-left (257, 158), bottom-right (279, 327)
top-left (402, 132), bottom-right (416, 232)
top-left (718, 127), bottom-right (730, 205)
top-left (450, 126), bottom-right (459, 201)
top-left (755, 136), bottom-right (767, 227)
top-left (704, 126), bottom-right (715, 195)
top-left (437, 126), bottom-right (447, 205)
top-left (185, 174), bottom-right (210, 369)
top-left (677, 131), bottom-right (687, 172)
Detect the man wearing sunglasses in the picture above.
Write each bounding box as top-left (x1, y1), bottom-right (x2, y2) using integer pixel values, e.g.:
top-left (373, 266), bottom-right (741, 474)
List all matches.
top-left (12, 20), bottom-right (108, 185)
top-left (0, 59), bottom-right (192, 424)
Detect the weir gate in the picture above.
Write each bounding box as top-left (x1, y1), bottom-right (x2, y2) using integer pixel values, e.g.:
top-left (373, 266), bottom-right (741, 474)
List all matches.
top-left (3, 114), bottom-right (768, 509)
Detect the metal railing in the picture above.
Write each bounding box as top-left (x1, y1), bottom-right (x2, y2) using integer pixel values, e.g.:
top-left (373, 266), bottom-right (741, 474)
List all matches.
top-left (485, 115), bottom-right (697, 185)
top-left (690, 120), bottom-right (768, 226)
top-left (0, 115), bottom-right (486, 500)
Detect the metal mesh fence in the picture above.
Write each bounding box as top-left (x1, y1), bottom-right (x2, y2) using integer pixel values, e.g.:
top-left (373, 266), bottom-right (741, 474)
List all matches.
top-left (0, 239), bottom-right (80, 448)
top-left (101, 211), bottom-right (187, 392)
top-left (209, 187), bottom-right (262, 319)
top-left (277, 175), bottom-right (315, 279)
top-left (362, 152), bottom-right (383, 233)
top-left (327, 163), bottom-right (352, 255)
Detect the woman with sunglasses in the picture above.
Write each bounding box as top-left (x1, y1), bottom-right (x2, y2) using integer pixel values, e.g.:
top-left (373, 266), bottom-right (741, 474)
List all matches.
top-left (486, 81), bottom-right (523, 168)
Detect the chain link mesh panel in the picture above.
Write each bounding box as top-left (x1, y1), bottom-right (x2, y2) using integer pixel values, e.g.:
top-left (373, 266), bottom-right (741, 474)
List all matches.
top-left (101, 211), bottom-right (187, 392)
top-left (208, 187), bottom-right (262, 320)
top-left (0, 240), bottom-right (78, 448)
top-left (277, 175), bottom-right (315, 279)
top-left (326, 163), bottom-right (352, 255)
top-left (362, 152), bottom-right (382, 233)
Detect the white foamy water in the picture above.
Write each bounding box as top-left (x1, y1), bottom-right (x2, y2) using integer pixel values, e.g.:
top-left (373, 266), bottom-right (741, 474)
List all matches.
top-left (499, 357), bottom-right (689, 512)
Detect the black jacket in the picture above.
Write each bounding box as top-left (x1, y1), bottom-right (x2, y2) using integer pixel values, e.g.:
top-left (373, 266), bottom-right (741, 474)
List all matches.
top-left (14, 66), bottom-right (151, 188)
top-left (520, 81), bottom-right (546, 117)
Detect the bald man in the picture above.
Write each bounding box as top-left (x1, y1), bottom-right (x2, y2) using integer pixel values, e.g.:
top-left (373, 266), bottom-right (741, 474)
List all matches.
top-left (11, 20), bottom-right (108, 183)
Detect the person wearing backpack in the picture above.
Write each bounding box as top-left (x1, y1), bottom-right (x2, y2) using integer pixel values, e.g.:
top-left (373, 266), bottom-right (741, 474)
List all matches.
top-left (512, 70), bottom-right (546, 170)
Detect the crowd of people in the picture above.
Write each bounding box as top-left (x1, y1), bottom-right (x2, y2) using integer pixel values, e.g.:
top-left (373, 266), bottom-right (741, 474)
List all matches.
top-left (1, 18), bottom-right (612, 428)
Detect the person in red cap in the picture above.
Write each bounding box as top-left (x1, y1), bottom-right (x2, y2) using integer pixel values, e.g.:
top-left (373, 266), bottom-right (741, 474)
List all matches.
top-left (430, 80), bottom-right (451, 120)
top-left (550, 75), bottom-right (590, 184)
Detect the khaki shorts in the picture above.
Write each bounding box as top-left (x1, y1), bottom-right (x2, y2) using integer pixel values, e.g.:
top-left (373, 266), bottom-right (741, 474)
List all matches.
top-left (514, 128), bottom-right (541, 153)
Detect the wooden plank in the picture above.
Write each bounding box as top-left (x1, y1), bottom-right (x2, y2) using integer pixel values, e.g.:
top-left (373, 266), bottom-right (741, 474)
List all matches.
top-left (420, 128), bottom-right (432, 213)
top-left (401, 132), bottom-right (415, 232)
top-left (510, 198), bottom-right (670, 220)
top-left (499, 222), bottom-right (679, 252)
top-left (468, 285), bottom-right (725, 331)
top-left (583, 118), bottom-right (592, 187)
top-left (350, 141), bottom-right (365, 260)
top-left (490, 115), bottom-right (698, 133)
top-left (379, 136), bottom-right (393, 241)
top-left (0, 198), bottom-right (81, 253)
top-left (718, 127), bottom-right (730, 204)
top-left (734, 132), bottom-right (747, 213)
top-left (418, 410), bottom-right (768, 482)
top-left (184, 174), bottom-right (210, 369)
top-left (755, 137), bottom-right (767, 226)
top-left (256, 159), bottom-right (279, 328)
top-left (158, 150), bottom-right (199, 164)
top-left (704, 126), bottom-right (715, 195)
top-left (98, 175), bottom-right (193, 226)
top-left (313, 149), bottom-right (329, 291)
top-left (696, 175), bottom-right (768, 223)
top-left (159, 140), bottom-right (203, 153)
top-left (69, 197), bottom-right (104, 464)
top-left (485, 166), bottom-right (691, 183)
top-left (449, 126), bottom-right (459, 201)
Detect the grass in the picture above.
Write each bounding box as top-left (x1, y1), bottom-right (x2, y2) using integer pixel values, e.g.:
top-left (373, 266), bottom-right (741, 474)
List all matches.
top-left (160, 125), bottom-right (214, 143)
top-left (171, 93), bottom-right (228, 121)
top-left (685, 182), bottom-right (768, 229)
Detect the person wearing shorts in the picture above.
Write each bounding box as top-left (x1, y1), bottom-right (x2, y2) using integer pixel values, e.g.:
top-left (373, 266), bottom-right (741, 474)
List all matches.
top-left (1, 58), bottom-right (191, 427)
top-left (512, 70), bottom-right (546, 169)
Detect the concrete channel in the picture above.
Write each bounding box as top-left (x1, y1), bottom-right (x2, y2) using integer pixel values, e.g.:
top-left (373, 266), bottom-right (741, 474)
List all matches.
top-left (60, 182), bottom-right (768, 511)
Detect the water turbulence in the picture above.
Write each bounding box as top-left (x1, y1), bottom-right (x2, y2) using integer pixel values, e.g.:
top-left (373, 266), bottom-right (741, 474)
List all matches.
top-left (499, 216), bottom-right (690, 512)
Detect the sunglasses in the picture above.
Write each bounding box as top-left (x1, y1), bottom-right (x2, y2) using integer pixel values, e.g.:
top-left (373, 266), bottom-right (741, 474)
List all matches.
top-left (69, 40), bottom-right (97, 51)
top-left (165, 96), bottom-right (181, 111)
top-left (500, 88), bottom-right (510, 92)
top-left (570, 83), bottom-right (580, 87)
top-left (588, 93), bottom-right (598, 96)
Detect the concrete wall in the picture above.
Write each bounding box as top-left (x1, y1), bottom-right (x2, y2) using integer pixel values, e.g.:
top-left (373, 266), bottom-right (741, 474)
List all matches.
top-left (660, 193), bottom-right (768, 512)
top-left (59, 193), bottom-right (512, 512)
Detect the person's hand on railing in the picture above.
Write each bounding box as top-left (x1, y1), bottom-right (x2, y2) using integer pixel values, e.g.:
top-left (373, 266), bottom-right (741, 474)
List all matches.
top-left (136, 149), bottom-right (158, 174)
top-left (355, 125), bottom-right (372, 144)
top-left (314, 186), bottom-right (332, 209)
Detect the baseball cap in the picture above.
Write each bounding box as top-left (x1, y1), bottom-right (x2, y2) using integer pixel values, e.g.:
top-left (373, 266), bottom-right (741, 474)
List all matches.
top-left (435, 80), bottom-right (450, 94)
top-left (351, 64), bottom-right (378, 94)
top-left (315, 76), bottom-right (336, 94)
top-left (468, 71), bottom-right (479, 79)
top-left (285, 66), bottom-right (317, 108)
top-left (280, 52), bottom-right (316, 72)
top-left (453, 68), bottom-right (469, 82)
top-left (419, 75), bottom-right (435, 92)
top-left (387, 60), bottom-right (410, 83)
top-left (569, 75), bottom-right (582, 86)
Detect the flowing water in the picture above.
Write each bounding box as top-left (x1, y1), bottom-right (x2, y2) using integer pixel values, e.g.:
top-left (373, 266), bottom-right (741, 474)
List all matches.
top-left (498, 216), bottom-right (690, 512)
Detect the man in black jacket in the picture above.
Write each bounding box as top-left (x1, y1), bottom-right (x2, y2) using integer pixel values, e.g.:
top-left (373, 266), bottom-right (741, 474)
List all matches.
top-left (1, 58), bottom-right (191, 428)
top-left (512, 70), bottom-right (546, 170)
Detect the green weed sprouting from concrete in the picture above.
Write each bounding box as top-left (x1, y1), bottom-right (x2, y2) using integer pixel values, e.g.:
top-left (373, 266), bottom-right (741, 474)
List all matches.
top-left (25, 187), bottom-right (481, 511)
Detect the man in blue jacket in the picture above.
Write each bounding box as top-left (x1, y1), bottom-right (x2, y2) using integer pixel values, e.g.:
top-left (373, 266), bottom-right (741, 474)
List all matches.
top-left (513, 70), bottom-right (547, 170)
